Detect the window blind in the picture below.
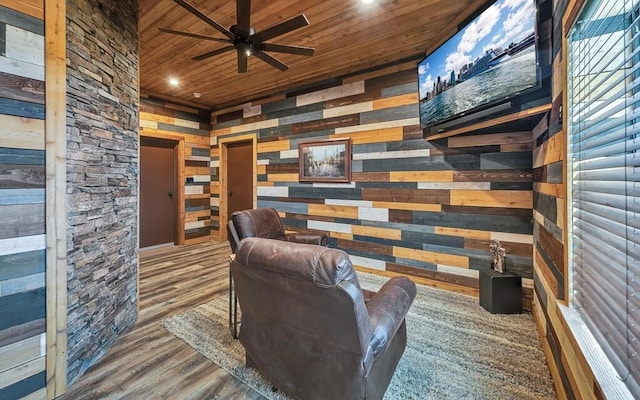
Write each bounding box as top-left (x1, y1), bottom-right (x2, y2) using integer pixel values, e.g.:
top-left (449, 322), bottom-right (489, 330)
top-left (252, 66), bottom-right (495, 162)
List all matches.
top-left (568, 0), bottom-right (640, 396)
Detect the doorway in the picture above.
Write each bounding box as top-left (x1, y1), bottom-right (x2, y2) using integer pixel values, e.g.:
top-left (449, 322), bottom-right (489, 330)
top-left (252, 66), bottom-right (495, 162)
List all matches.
top-left (140, 137), bottom-right (178, 249)
top-left (227, 141), bottom-right (254, 215)
top-left (219, 134), bottom-right (257, 240)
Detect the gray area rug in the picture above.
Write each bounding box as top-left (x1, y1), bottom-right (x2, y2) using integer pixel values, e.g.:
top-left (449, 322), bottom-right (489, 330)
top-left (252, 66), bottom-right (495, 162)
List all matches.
top-left (163, 273), bottom-right (556, 399)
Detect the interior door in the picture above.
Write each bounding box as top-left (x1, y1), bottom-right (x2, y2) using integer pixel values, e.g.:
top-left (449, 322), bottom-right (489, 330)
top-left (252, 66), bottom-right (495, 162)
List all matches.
top-left (140, 137), bottom-right (177, 248)
top-left (227, 141), bottom-right (253, 216)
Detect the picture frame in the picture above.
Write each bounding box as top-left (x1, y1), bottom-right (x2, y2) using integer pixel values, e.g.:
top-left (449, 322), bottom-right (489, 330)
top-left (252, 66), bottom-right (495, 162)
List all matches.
top-left (298, 138), bottom-right (351, 183)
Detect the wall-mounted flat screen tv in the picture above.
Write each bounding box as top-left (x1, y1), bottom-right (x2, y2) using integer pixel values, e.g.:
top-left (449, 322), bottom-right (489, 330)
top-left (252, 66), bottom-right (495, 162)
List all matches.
top-left (418, 0), bottom-right (538, 128)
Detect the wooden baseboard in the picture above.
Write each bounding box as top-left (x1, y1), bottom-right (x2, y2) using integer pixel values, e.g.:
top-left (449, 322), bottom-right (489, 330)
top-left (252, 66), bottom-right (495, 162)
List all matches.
top-left (354, 266), bottom-right (479, 297)
top-left (184, 235), bottom-right (217, 246)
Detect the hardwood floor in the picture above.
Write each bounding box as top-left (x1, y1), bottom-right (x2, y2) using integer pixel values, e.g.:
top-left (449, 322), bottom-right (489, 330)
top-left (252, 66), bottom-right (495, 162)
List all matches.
top-left (60, 240), bottom-right (266, 400)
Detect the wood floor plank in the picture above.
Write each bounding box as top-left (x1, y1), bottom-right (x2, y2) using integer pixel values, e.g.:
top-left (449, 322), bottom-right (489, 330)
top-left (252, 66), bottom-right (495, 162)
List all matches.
top-left (60, 240), bottom-right (265, 399)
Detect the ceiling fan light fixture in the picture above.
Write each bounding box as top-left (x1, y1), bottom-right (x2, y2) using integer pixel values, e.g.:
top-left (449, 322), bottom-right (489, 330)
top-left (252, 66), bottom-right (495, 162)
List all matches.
top-left (237, 41), bottom-right (252, 56)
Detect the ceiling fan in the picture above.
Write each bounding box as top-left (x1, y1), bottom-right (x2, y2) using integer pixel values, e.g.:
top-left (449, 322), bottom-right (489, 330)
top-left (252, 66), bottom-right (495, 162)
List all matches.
top-left (159, 0), bottom-right (315, 73)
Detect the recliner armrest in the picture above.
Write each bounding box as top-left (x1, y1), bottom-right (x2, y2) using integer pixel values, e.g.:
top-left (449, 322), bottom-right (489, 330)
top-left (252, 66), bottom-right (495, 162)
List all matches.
top-left (227, 221), bottom-right (241, 254)
top-left (366, 276), bottom-right (416, 356)
top-left (285, 232), bottom-right (329, 247)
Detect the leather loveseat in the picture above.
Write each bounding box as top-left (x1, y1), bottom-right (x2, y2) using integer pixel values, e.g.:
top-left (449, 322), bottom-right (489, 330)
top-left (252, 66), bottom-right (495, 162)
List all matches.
top-left (227, 207), bottom-right (328, 253)
top-left (231, 237), bottom-right (416, 400)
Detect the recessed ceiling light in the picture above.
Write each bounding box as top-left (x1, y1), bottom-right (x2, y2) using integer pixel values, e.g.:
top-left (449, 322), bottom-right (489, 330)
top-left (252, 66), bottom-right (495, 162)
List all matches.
top-left (361, 0), bottom-right (374, 4)
top-left (169, 77), bottom-right (179, 86)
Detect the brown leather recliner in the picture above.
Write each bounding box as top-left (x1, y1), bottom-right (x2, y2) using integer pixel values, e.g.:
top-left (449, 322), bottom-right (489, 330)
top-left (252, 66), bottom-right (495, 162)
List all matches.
top-left (227, 207), bottom-right (328, 253)
top-left (231, 237), bottom-right (417, 400)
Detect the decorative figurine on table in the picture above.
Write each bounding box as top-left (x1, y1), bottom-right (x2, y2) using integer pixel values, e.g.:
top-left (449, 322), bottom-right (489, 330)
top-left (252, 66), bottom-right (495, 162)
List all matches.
top-left (490, 239), bottom-right (506, 273)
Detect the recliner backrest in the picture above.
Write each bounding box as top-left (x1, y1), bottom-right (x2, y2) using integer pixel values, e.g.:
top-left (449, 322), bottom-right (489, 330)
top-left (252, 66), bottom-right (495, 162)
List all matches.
top-left (228, 208), bottom-right (287, 253)
top-left (229, 208), bottom-right (286, 246)
top-left (231, 237), bottom-right (374, 362)
top-left (228, 208), bottom-right (329, 253)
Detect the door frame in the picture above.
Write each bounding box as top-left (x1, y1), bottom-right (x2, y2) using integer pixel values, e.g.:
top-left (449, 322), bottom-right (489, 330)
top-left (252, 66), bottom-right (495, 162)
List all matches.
top-left (218, 133), bottom-right (257, 241)
top-left (45, 0), bottom-right (68, 396)
top-left (140, 131), bottom-right (185, 245)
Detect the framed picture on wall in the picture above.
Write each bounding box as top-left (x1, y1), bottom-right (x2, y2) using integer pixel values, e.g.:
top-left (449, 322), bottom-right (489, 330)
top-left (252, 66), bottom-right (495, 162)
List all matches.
top-left (298, 138), bottom-right (351, 183)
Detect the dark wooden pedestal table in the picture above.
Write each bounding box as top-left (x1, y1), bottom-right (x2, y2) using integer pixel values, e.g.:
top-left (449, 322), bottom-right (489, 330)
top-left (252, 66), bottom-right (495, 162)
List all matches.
top-left (479, 269), bottom-right (522, 314)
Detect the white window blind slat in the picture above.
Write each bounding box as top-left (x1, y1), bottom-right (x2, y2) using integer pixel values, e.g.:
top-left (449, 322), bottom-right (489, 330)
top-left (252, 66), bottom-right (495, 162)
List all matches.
top-left (574, 222), bottom-right (629, 263)
top-left (569, 0), bottom-right (639, 396)
top-left (577, 202), bottom-right (640, 231)
top-left (572, 124), bottom-right (635, 155)
top-left (571, 21), bottom-right (634, 108)
top-left (575, 180), bottom-right (638, 195)
top-left (574, 166), bottom-right (632, 181)
top-left (574, 252), bottom-right (628, 295)
top-left (572, 116), bottom-right (640, 154)
top-left (626, 210), bottom-right (640, 228)
top-left (579, 294), bottom-right (629, 355)
top-left (582, 307), bottom-right (631, 376)
top-left (573, 61), bottom-right (639, 125)
top-left (571, 10), bottom-right (626, 77)
top-left (572, 84), bottom-right (640, 141)
top-left (574, 191), bottom-right (629, 209)
top-left (574, 205), bottom-right (630, 237)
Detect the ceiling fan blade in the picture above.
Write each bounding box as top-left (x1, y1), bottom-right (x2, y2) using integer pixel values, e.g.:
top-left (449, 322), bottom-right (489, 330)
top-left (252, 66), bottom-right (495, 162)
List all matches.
top-left (261, 43), bottom-right (315, 56)
top-left (254, 14), bottom-right (310, 42)
top-left (254, 51), bottom-right (289, 71)
top-left (158, 27), bottom-right (230, 43)
top-left (192, 46), bottom-right (235, 61)
top-left (173, 0), bottom-right (235, 41)
top-left (236, 0), bottom-right (252, 38)
top-left (237, 51), bottom-right (248, 73)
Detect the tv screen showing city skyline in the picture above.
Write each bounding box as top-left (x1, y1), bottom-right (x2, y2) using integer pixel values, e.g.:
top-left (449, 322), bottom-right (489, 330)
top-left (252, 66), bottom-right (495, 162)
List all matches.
top-left (418, 0), bottom-right (538, 127)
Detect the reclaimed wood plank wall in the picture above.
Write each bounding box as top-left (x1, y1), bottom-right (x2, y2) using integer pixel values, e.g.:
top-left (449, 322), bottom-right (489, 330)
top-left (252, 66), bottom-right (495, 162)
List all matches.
top-left (140, 97), bottom-right (213, 244)
top-left (0, 2), bottom-right (47, 399)
top-left (211, 67), bottom-right (536, 305)
top-left (531, 0), bottom-right (609, 398)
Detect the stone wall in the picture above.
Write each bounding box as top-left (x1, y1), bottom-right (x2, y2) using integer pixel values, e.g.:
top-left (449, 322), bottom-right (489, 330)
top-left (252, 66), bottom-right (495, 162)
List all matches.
top-left (65, 0), bottom-right (139, 383)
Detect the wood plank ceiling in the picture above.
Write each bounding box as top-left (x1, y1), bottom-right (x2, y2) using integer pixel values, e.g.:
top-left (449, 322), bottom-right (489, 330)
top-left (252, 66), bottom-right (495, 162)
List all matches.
top-left (139, 0), bottom-right (485, 110)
